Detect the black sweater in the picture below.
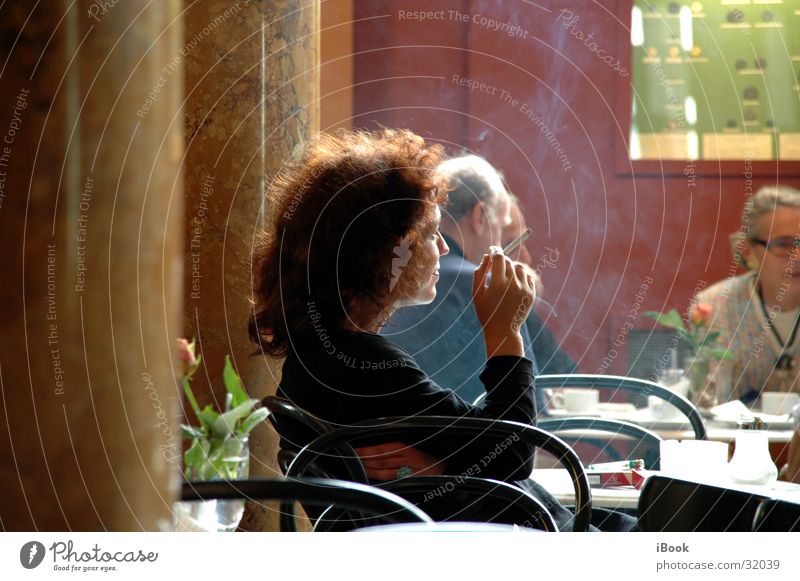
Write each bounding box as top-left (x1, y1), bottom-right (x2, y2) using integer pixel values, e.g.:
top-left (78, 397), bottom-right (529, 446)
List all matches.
top-left (276, 329), bottom-right (536, 481)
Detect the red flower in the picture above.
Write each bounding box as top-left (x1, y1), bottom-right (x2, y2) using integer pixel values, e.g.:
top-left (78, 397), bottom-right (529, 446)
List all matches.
top-left (690, 303), bottom-right (713, 327)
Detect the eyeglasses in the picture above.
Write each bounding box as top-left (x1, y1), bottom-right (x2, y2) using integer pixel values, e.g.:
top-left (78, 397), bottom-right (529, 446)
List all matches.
top-left (750, 236), bottom-right (800, 256)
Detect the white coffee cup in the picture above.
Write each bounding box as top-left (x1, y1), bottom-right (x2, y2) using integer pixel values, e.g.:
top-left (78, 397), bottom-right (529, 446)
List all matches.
top-left (556, 389), bottom-right (599, 413)
top-left (760, 392), bottom-right (800, 416)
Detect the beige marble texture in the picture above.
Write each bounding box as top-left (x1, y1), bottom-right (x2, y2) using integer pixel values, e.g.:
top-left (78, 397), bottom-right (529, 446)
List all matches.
top-left (182, 0), bottom-right (319, 531)
top-left (0, 1), bottom-right (183, 530)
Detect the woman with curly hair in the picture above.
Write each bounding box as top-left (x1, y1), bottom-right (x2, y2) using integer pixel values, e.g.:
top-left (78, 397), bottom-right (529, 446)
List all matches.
top-left (248, 129), bottom-right (579, 526)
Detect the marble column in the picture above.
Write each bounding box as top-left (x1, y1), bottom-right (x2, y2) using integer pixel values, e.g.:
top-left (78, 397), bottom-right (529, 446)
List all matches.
top-left (0, 1), bottom-right (183, 530)
top-left (182, 1), bottom-right (319, 530)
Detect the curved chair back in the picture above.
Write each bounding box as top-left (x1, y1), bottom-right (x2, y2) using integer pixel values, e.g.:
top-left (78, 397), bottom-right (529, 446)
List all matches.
top-left (537, 417), bottom-right (662, 470)
top-left (536, 374), bottom-right (707, 440)
top-left (638, 474), bottom-right (767, 531)
top-left (263, 396), bottom-right (368, 530)
top-left (288, 416), bottom-right (593, 532)
top-left (180, 478), bottom-right (433, 530)
top-left (752, 497), bottom-right (800, 531)
top-left (314, 475), bottom-right (559, 532)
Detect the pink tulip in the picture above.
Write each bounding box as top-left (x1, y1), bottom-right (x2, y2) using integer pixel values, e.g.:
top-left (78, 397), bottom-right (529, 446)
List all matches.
top-left (690, 303), bottom-right (713, 327)
top-left (176, 338), bottom-right (200, 377)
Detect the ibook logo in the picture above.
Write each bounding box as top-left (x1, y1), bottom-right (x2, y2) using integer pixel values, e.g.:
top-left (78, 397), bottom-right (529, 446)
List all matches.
top-left (20, 541), bottom-right (46, 569)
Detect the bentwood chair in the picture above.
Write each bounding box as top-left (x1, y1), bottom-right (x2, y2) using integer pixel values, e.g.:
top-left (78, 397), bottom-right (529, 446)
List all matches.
top-left (287, 416), bottom-right (593, 531)
top-left (264, 396), bottom-right (563, 531)
top-left (180, 477), bottom-right (433, 531)
top-left (637, 474), bottom-right (768, 532)
top-left (314, 475), bottom-right (558, 532)
top-left (537, 417), bottom-right (663, 470)
top-left (752, 497), bottom-right (800, 531)
top-left (535, 374), bottom-right (707, 440)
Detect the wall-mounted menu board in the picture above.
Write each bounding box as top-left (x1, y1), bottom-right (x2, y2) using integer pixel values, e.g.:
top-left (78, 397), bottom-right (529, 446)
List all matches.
top-left (630, 0), bottom-right (800, 161)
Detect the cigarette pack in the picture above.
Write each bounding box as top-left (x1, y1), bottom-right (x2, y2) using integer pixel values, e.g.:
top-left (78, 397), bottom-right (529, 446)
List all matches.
top-left (586, 469), bottom-right (650, 489)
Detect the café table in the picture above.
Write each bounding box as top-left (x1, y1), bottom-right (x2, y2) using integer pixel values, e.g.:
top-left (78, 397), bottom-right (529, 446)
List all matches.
top-left (531, 468), bottom-right (800, 513)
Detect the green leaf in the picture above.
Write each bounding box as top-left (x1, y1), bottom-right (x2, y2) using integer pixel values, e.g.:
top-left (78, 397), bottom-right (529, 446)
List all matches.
top-left (697, 332), bottom-right (721, 349)
top-left (239, 407), bottom-right (269, 435)
top-left (184, 437), bottom-right (209, 469)
top-left (180, 424), bottom-right (205, 439)
top-left (223, 356), bottom-right (249, 408)
top-left (705, 347), bottom-right (734, 361)
top-left (644, 310), bottom-right (686, 331)
top-left (211, 399), bottom-right (257, 438)
top-left (198, 404), bottom-right (220, 430)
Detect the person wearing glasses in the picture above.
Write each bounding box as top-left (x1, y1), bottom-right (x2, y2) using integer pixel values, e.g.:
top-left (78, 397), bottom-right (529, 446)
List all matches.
top-left (695, 185), bottom-right (800, 404)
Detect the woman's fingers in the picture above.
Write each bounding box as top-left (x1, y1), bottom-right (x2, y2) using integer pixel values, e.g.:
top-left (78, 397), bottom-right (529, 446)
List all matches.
top-left (471, 253), bottom-right (491, 298)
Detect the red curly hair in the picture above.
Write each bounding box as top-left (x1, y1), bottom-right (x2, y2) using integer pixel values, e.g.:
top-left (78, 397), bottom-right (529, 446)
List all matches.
top-left (249, 129), bottom-right (447, 357)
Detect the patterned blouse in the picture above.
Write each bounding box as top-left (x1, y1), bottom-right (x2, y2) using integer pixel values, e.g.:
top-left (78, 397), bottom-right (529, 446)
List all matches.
top-left (696, 272), bottom-right (800, 403)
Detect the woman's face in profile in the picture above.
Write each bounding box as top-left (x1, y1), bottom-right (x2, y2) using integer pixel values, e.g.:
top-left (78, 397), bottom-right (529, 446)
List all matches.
top-left (747, 207), bottom-right (800, 302)
top-left (400, 205), bottom-right (449, 308)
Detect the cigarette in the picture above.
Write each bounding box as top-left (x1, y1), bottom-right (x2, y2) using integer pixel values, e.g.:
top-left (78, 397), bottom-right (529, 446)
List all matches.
top-left (502, 227), bottom-right (532, 255)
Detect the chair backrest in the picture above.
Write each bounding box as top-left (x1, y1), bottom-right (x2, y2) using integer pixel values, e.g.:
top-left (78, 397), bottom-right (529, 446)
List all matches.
top-left (638, 474), bottom-right (768, 532)
top-left (287, 416), bottom-right (593, 532)
top-left (315, 475), bottom-right (559, 532)
top-left (536, 374), bottom-right (707, 440)
top-left (537, 417), bottom-right (663, 470)
top-left (180, 477), bottom-right (433, 530)
top-left (263, 395), bottom-right (368, 531)
top-left (752, 497), bottom-right (800, 531)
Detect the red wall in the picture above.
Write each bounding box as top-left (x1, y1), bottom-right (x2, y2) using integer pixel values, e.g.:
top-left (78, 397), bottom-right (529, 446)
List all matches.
top-left (349, 0), bottom-right (800, 372)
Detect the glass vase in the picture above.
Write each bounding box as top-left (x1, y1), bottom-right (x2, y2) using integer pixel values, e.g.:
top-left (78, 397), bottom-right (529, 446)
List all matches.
top-left (176, 436), bottom-right (249, 532)
top-left (686, 354), bottom-right (717, 410)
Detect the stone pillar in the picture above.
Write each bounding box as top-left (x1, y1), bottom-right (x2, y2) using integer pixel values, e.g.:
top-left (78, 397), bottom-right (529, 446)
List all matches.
top-left (0, 1), bottom-right (183, 530)
top-left (182, 1), bottom-right (319, 531)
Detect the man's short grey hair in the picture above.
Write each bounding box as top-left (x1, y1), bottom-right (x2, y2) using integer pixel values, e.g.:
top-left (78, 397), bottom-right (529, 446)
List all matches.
top-left (437, 155), bottom-right (507, 222)
top-left (741, 185), bottom-right (800, 240)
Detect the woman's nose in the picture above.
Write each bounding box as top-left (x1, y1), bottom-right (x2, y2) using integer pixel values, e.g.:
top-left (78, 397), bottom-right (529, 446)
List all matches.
top-left (437, 233), bottom-right (449, 256)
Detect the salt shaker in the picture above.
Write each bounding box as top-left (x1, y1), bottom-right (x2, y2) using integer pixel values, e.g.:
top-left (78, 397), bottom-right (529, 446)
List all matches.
top-left (728, 416), bottom-right (778, 486)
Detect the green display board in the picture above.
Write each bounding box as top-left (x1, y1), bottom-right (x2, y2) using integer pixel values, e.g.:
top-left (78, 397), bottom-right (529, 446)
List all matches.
top-left (630, 0), bottom-right (800, 160)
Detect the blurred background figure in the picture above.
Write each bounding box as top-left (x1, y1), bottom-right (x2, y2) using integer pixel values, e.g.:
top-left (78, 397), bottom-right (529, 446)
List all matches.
top-left (387, 155), bottom-right (576, 410)
top-left (503, 195), bottom-right (578, 376)
top-left (696, 185), bottom-right (800, 405)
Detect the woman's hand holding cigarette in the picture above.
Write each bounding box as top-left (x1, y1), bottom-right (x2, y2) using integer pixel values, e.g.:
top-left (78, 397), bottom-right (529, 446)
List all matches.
top-left (472, 248), bottom-right (536, 358)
